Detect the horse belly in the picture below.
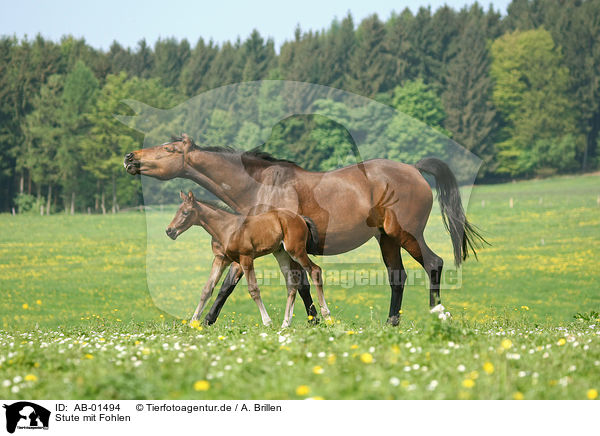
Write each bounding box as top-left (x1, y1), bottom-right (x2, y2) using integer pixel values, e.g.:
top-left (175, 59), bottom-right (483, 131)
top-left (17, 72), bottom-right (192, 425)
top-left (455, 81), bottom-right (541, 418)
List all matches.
top-left (320, 225), bottom-right (378, 255)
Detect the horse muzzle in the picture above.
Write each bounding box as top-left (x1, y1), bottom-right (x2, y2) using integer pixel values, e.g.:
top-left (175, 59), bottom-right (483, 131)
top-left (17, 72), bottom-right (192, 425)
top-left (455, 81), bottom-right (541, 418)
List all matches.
top-left (165, 227), bottom-right (179, 240)
top-left (124, 153), bottom-right (141, 174)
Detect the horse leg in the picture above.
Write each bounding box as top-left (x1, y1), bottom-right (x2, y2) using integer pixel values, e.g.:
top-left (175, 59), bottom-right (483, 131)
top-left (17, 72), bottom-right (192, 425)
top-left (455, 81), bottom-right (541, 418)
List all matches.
top-left (296, 267), bottom-right (319, 323)
top-left (203, 263), bottom-right (244, 326)
top-left (273, 250), bottom-right (300, 328)
top-left (378, 233), bottom-right (406, 326)
top-left (240, 257), bottom-right (272, 326)
top-left (403, 235), bottom-right (447, 317)
top-left (190, 256), bottom-right (230, 322)
top-left (290, 251), bottom-right (330, 321)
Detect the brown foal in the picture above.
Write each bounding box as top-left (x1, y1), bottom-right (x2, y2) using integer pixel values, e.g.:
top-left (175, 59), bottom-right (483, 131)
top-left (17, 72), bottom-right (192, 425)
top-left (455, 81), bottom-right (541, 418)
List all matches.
top-left (166, 191), bottom-right (330, 327)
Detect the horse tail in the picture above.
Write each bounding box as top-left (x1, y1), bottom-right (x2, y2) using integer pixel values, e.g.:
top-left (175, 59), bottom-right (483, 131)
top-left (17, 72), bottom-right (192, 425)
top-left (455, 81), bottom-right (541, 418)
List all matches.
top-left (414, 157), bottom-right (487, 266)
top-left (301, 216), bottom-right (320, 255)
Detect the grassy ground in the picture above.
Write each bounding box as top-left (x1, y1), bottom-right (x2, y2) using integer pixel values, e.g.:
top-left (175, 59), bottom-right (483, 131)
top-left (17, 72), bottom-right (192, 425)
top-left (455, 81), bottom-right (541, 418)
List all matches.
top-left (0, 173), bottom-right (598, 399)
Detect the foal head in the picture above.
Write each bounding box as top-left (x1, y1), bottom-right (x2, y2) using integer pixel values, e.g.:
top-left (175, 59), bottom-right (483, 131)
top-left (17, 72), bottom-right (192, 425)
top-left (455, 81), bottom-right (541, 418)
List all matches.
top-left (166, 191), bottom-right (198, 240)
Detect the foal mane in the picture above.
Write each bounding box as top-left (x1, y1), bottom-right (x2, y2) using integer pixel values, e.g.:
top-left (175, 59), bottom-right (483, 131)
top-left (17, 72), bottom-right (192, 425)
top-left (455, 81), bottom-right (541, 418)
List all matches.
top-left (170, 135), bottom-right (297, 165)
top-left (192, 197), bottom-right (240, 215)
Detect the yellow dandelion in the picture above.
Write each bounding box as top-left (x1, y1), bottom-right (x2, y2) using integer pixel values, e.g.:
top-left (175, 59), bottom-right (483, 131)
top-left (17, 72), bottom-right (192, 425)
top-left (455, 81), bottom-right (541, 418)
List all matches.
top-left (346, 330), bottom-right (355, 335)
top-left (520, 306), bottom-right (529, 311)
top-left (327, 354), bottom-right (337, 365)
top-left (84, 354), bottom-right (94, 359)
top-left (513, 392), bottom-right (524, 400)
top-left (33, 362), bottom-right (40, 368)
top-left (296, 385), bottom-right (310, 396)
top-left (557, 338), bottom-right (566, 346)
top-left (24, 374), bottom-right (38, 382)
top-left (483, 362), bottom-right (494, 375)
top-left (36, 300), bottom-right (42, 306)
top-left (22, 303), bottom-right (29, 310)
top-left (587, 389), bottom-right (598, 400)
top-left (469, 371), bottom-right (479, 380)
top-left (190, 320), bottom-right (200, 328)
top-left (194, 380), bottom-right (210, 391)
top-left (350, 344), bottom-right (359, 350)
top-left (501, 339), bottom-right (512, 350)
top-left (159, 314), bottom-right (164, 319)
top-left (360, 353), bottom-right (374, 364)
top-left (218, 336), bottom-right (225, 341)
top-left (308, 396), bottom-right (325, 400)
top-left (462, 379), bottom-right (475, 388)
top-left (181, 320), bottom-right (187, 324)
top-left (401, 380), bottom-right (410, 388)
top-left (308, 315), bottom-right (314, 321)
top-left (312, 366), bottom-right (324, 375)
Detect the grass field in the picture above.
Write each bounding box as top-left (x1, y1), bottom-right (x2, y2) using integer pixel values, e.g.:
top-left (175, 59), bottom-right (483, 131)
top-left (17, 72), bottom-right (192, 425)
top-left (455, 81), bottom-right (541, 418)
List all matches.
top-left (0, 174), bottom-right (599, 399)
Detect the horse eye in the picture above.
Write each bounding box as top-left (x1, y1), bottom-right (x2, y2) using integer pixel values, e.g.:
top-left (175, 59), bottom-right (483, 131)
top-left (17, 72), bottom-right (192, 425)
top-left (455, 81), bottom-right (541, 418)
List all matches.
top-left (182, 210), bottom-right (189, 216)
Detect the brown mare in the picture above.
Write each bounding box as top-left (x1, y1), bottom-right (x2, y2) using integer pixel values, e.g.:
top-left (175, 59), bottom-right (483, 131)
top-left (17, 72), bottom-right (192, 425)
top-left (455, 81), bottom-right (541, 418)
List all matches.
top-left (125, 134), bottom-right (484, 325)
top-left (166, 191), bottom-right (330, 327)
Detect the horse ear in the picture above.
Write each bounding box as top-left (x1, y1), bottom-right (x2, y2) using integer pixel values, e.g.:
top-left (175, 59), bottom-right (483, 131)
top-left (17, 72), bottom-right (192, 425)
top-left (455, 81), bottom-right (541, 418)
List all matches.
top-left (180, 190), bottom-right (186, 201)
top-left (187, 191), bottom-right (194, 200)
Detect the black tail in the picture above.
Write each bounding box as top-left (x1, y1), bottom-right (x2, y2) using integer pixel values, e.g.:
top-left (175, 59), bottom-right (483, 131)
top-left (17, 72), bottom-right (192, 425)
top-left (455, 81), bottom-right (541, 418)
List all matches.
top-left (415, 157), bottom-right (487, 266)
top-left (302, 216), bottom-right (320, 255)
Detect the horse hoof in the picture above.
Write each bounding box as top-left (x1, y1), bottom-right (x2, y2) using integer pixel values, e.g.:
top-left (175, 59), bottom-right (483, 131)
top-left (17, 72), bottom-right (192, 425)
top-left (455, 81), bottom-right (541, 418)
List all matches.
top-left (203, 318), bottom-right (215, 327)
top-left (387, 315), bottom-right (400, 326)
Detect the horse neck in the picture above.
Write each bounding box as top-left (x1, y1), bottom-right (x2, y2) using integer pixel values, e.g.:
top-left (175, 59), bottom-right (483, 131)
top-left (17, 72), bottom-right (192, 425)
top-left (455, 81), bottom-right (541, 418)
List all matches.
top-left (193, 202), bottom-right (237, 243)
top-left (183, 149), bottom-right (265, 210)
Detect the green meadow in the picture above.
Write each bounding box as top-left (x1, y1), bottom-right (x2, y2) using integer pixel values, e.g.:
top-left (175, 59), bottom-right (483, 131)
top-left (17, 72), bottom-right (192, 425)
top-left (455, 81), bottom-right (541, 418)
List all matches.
top-left (0, 174), bottom-right (599, 399)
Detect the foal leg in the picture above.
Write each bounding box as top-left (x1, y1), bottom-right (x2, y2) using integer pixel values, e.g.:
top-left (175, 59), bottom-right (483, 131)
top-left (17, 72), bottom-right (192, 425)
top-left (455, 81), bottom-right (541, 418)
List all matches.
top-left (240, 257), bottom-right (272, 326)
top-left (204, 263), bottom-right (244, 326)
top-left (378, 233), bottom-right (406, 326)
top-left (274, 250), bottom-right (300, 328)
top-left (191, 256), bottom-right (230, 322)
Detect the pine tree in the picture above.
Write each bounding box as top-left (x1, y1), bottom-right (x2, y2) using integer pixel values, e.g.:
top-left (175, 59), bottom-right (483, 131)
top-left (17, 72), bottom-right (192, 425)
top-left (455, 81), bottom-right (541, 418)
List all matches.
top-left (153, 37), bottom-right (190, 89)
top-left (179, 38), bottom-right (217, 96)
top-left (345, 14), bottom-right (390, 97)
top-left (442, 8), bottom-right (498, 173)
top-left (241, 30), bottom-right (275, 81)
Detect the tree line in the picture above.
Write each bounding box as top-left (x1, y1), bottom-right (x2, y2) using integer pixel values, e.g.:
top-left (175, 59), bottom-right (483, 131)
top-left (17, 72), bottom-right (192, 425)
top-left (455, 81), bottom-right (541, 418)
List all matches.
top-left (0, 0), bottom-right (598, 214)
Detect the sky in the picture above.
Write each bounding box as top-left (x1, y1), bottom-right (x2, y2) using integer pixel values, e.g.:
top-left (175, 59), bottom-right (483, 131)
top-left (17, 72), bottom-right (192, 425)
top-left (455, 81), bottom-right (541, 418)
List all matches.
top-left (0, 0), bottom-right (510, 51)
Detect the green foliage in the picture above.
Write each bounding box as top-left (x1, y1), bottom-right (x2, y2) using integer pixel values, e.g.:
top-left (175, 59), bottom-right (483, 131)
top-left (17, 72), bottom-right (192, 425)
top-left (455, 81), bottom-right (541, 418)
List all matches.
top-left (345, 14), bottom-right (389, 96)
top-left (490, 28), bottom-right (580, 176)
top-left (380, 80), bottom-right (451, 162)
top-left (2, 3), bottom-right (600, 212)
top-left (442, 8), bottom-right (498, 174)
top-left (13, 193), bottom-right (38, 214)
top-left (84, 72), bottom-right (180, 210)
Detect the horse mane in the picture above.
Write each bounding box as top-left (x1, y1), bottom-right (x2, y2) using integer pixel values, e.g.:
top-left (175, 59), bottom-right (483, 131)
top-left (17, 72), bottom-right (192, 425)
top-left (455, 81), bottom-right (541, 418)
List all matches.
top-left (170, 135), bottom-right (297, 165)
top-left (192, 197), bottom-right (240, 215)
